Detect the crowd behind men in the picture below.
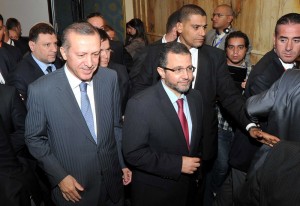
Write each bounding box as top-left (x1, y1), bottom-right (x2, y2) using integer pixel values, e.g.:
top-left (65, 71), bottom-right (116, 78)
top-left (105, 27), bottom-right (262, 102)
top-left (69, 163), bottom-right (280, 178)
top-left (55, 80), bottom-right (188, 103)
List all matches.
top-left (0, 3), bottom-right (299, 206)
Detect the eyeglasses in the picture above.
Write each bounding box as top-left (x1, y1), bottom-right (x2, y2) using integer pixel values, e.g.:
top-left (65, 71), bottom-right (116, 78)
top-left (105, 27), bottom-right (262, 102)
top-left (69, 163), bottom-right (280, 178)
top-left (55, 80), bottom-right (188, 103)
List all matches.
top-left (212, 13), bottom-right (232, 18)
top-left (160, 65), bottom-right (196, 74)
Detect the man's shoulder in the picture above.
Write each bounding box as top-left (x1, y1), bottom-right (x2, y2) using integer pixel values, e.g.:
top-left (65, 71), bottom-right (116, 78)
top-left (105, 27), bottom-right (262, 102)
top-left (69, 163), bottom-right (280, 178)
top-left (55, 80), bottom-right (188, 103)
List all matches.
top-left (252, 50), bottom-right (281, 74)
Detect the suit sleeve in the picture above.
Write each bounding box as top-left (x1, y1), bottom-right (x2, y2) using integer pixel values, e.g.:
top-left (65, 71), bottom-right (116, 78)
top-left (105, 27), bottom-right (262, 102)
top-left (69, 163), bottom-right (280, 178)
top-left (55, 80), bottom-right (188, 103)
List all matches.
top-left (25, 84), bottom-right (68, 186)
top-left (246, 79), bottom-right (279, 122)
top-left (112, 74), bottom-right (126, 169)
top-left (122, 97), bottom-right (182, 180)
top-left (9, 87), bottom-right (27, 156)
top-left (6, 73), bottom-right (27, 101)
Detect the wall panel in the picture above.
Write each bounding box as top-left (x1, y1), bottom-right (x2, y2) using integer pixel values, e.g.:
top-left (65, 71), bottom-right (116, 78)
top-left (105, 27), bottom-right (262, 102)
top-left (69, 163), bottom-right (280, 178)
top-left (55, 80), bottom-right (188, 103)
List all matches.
top-left (132, 0), bottom-right (300, 64)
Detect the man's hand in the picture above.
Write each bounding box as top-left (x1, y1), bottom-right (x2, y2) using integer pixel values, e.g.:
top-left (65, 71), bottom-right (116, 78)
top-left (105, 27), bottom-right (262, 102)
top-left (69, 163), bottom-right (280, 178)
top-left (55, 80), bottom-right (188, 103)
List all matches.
top-left (122, 168), bottom-right (132, 185)
top-left (181, 156), bottom-right (201, 174)
top-left (58, 175), bottom-right (84, 203)
top-left (249, 128), bottom-right (280, 147)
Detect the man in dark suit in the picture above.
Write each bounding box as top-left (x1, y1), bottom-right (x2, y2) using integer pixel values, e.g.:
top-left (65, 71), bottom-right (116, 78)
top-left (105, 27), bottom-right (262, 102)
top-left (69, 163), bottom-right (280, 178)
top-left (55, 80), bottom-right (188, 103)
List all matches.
top-left (7, 22), bottom-right (62, 101)
top-left (86, 12), bottom-right (133, 67)
top-left (229, 13), bottom-right (300, 176)
top-left (0, 14), bottom-right (22, 81)
top-left (131, 4), bottom-right (266, 163)
top-left (0, 85), bottom-right (44, 205)
top-left (97, 28), bottom-right (130, 115)
top-left (236, 69), bottom-right (300, 205)
top-left (123, 42), bottom-right (202, 206)
top-left (25, 22), bottom-right (125, 205)
top-left (0, 84), bottom-right (27, 156)
top-left (0, 115), bottom-right (43, 206)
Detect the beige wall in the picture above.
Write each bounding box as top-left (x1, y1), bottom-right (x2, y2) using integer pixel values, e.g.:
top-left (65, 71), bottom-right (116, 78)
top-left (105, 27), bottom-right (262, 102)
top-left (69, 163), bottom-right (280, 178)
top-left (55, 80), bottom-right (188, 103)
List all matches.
top-left (129, 0), bottom-right (300, 64)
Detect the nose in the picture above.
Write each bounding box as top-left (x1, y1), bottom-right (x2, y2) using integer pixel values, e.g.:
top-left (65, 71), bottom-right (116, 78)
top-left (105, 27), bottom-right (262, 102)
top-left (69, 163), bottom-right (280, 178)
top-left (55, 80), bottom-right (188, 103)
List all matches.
top-left (286, 39), bottom-right (293, 51)
top-left (85, 55), bottom-right (93, 68)
top-left (233, 47), bottom-right (238, 54)
top-left (199, 27), bottom-right (206, 36)
top-left (181, 68), bottom-right (190, 79)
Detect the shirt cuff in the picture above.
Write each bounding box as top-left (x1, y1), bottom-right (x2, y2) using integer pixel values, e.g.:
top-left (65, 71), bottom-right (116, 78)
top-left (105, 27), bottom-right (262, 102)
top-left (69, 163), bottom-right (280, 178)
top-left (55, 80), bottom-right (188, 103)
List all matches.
top-left (246, 123), bottom-right (258, 131)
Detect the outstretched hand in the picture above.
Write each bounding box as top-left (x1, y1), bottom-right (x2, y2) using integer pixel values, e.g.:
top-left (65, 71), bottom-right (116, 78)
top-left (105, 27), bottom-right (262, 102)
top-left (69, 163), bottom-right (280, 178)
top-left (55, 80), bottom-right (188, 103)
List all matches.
top-left (249, 128), bottom-right (280, 147)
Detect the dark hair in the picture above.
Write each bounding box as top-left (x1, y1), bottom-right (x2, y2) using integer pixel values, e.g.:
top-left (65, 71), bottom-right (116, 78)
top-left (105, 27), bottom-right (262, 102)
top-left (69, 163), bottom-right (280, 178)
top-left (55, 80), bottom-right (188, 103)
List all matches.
top-left (96, 28), bottom-right (109, 41)
top-left (86, 12), bottom-right (104, 20)
top-left (178, 4), bottom-right (206, 22)
top-left (61, 22), bottom-right (99, 50)
top-left (29, 23), bottom-right (55, 42)
top-left (166, 10), bottom-right (179, 33)
top-left (6, 18), bottom-right (20, 30)
top-left (158, 42), bottom-right (191, 67)
top-left (275, 13), bottom-right (300, 36)
top-left (225, 31), bottom-right (250, 49)
top-left (103, 24), bottom-right (114, 32)
top-left (0, 14), bottom-right (3, 23)
top-left (126, 18), bottom-right (148, 44)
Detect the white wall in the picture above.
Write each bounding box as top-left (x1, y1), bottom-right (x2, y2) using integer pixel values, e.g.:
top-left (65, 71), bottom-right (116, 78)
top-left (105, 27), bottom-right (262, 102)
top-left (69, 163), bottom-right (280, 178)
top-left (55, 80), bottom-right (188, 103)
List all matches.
top-left (0, 0), bottom-right (49, 36)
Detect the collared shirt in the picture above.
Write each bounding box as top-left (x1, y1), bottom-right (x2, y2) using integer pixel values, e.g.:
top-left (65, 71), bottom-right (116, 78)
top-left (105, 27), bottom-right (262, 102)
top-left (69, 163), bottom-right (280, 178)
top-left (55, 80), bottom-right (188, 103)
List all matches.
top-left (6, 38), bottom-right (15, 46)
top-left (0, 72), bottom-right (5, 84)
top-left (64, 65), bottom-right (97, 135)
top-left (31, 54), bottom-right (56, 74)
top-left (213, 32), bottom-right (226, 48)
top-left (161, 34), bottom-right (167, 43)
top-left (177, 38), bottom-right (198, 88)
top-left (279, 58), bottom-right (295, 70)
top-left (161, 80), bottom-right (192, 143)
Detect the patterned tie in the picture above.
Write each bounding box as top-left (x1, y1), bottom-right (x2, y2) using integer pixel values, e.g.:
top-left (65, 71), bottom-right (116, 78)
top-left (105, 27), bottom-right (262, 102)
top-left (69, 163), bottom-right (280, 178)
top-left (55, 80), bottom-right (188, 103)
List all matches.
top-left (79, 82), bottom-right (97, 143)
top-left (176, 98), bottom-right (189, 149)
top-left (46, 65), bottom-right (52, 73)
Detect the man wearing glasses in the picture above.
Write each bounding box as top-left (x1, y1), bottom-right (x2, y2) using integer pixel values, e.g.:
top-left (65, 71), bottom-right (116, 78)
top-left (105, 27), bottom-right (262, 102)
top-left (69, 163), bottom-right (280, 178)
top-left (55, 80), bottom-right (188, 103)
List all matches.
top-left (123, 42), bottom-right (203, 206)
top-left (205, 4), bottom-right (234, 49)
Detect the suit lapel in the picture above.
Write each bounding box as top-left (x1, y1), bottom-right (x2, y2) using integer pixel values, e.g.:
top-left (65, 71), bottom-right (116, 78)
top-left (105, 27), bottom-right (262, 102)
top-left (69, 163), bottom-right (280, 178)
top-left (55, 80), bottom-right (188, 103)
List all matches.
top-left (55, 69), bottom-right (96, 144)
top-left (92, 69), bottom-right (113, 147)
top-left (157, 82), bottom-right (189, 151)
top-left (186, 93), bottom-right (199, 153)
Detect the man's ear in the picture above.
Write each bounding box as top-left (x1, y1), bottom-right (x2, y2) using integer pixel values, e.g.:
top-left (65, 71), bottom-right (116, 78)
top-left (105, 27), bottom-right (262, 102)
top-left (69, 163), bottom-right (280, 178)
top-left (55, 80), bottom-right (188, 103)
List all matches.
top-left (177, 22), bottom-right (183, 34)
top-left (60, 47), bottom-right (68, 61)
top-left (157, 67), bottom-right (166, 79)
top-left (28, 41), bottom-right (35, 52)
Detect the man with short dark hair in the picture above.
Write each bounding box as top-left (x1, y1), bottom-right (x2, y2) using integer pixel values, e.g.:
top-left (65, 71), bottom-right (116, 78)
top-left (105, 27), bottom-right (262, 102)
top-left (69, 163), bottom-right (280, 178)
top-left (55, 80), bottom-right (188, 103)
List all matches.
top-left (86, 12), bottom-right (132, 67)
top-left (7, 22), bottom-right (62, 101)
top-left (97, 29), bottom-right (130, 116)
top-left (123, 42), bottom-right (203, 206)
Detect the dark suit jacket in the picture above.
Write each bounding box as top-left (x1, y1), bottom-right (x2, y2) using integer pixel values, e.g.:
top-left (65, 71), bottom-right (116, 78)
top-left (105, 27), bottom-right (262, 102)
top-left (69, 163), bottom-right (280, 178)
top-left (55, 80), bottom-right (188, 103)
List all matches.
top-left (131, 43), bottom-right (249, 160)
top-left (245, 49), bottom-right (285, 97)
top-left (237, 141), bottom-right (300, 206)
top-left (229, 49), bottom-right (286, 172)
top-left (25, 67), bottom-right (123, 205)
top-left (110, 40), bottom-right (133, 67)
top-left (0, 85), bottom-right (27, 156)
top-left (0, 115), bottom-right (42, 206)
top-left (246, 69), bottom-right (300, 141)
top-left (14, 36), bottom-right (30, 56)
top-left (123, 81), bottom-right (203, 206)
top-left (108, 61), bottom-right (130, 115)
top-left (6, 53), bottom-right (63, 101)
top-left (2, 42), bottom-right (22, 66)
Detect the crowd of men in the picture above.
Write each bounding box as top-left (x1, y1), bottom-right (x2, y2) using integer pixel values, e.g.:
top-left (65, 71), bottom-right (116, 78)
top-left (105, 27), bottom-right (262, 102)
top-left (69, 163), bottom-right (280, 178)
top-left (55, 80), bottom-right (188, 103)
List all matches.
top-left (0, 3), bottom-right (300, 206)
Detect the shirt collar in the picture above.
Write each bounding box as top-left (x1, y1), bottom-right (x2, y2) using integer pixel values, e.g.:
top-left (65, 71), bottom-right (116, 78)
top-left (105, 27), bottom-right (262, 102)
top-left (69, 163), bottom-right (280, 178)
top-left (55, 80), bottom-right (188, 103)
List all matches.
top-left (64, 64), bottom-right (93, 90)
top-left (161, 80), bottom-right (186, 104)
top-left (279, 58), bottom-right (295, 70)
top-left (31, 53), bottom-right (53, 73)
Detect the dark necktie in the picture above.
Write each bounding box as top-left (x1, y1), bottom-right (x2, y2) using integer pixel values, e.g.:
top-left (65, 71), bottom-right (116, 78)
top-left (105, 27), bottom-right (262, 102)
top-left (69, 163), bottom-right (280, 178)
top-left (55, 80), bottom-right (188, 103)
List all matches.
top-left (176, 98), bottom-right (189, 149)
top-left (79, 82), bottom-right (97, 143)
top-left (46, 65), bottom-right (52, 73)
